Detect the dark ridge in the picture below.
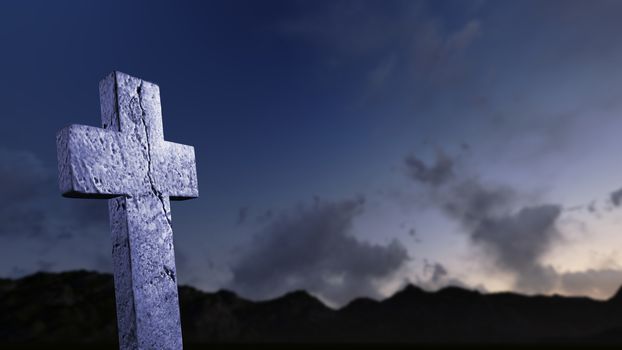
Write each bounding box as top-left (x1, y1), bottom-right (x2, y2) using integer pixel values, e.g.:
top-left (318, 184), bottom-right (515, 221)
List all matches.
top-left (269, 289), bottom-right (320, 303)
top-left (2, 270), bottom-right (622, 344)
top-left (341, 296), bottom-right (380, 311)
top-left (0, 277), bottom-right (13, 292)
top-left (609, 285), bottom-right (622, 304)
top-left (254, 289), bottom-right (331, 314)
top-left (214, 289), bottom-right (240, 299)
top-left (436, 285), bottom-right (482, 299)
top-left (384, 283), bottom-right (427, 301)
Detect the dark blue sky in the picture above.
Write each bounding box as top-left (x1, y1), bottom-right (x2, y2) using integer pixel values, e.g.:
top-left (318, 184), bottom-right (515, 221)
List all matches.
top-left (4, 0), bottom-right (622, 306)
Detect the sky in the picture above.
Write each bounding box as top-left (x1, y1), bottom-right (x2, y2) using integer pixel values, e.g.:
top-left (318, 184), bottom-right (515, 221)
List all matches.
top-left (3, 0), bottom-right (622, 307)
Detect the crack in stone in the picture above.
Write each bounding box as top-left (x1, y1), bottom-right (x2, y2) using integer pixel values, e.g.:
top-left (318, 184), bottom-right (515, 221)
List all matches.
top-left (136, 82), bottom-right (172, 228)
top-left (163, 265), bottom-right (176, 282)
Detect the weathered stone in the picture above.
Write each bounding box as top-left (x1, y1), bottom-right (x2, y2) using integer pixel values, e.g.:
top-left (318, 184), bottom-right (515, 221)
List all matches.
top-left (56, 71), bottom-right (199, 350)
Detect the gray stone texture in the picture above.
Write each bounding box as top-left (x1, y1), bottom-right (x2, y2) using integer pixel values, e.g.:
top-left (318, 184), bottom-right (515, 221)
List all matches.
top-left (56, 71), bottom-right (198, 350)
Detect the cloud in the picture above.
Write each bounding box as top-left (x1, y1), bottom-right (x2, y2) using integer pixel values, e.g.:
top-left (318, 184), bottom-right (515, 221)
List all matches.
top-left (407, 228), bottom-right (422, 243)
top-left (280, 1), bottom-right (409, 56)
top-left (610, 188), bottom-right (622, 207)
top-left (416, 260), bottom-right (484, 292)
top-left (368, 54), bottom-right (398, 89)
top-left (409, 18), bottom-right (482, 83)
top-left (427, 261), bottom-right (448, 285)
top-left (477, 206), bottom-right (561, 292)
top-left (0, 148), bottom-right (48, 202)
top-left (558, 268), bottom-right (622, 299)
top-left (0, 148), bottom-right (50, 237)
top-left (280, 1), bottom-right (482, 86)
top-left (404, 151), bottom-right (562, 294)
top-left (228, 197), bottom-right (410, 306)
top-left (404, 149), bottom-right (455, 187)
top-left (0, 148), bottom-right (107, 239)
top-left (446, 20), bottom-right (482, 52)
top-left (403, 151), bottom-right (622, 298)
top-left (587, 201), bottom-right (597, 214)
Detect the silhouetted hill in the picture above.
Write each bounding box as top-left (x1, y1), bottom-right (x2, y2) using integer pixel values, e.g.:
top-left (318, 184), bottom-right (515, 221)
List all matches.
top-left (609, 286), bottom-right (622, 304)
top-left (2, 270), bottom-right (622, 345)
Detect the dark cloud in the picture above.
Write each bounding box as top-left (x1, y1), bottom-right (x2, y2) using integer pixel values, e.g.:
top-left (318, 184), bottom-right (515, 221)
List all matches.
top-left (440, 179), bottom-right (517, 224)
top-left (610, 188), bottom-right (622, 207)
top-left (418, 260), bottom-right (481, 292)
top-left (228, 197), bottom-right (409, 306)
top-left (407, 228), bottom-right (421, 243)
top-left (0, 148), bottom-right (50, 237)
top-left (426, 261), bottom-right (448, 285)
top-left (0, 148), bottom-right (48, 202)
top-left (587, 201), bottom-right (597, 214)
top-left (405, 151), bottom-right (562, 294)
top-left (468, 204), bottom-right (561, 293)
top-left (404, 150), bottom-right (455, 187)
top-left (0, 148), bottom-right (107, 239)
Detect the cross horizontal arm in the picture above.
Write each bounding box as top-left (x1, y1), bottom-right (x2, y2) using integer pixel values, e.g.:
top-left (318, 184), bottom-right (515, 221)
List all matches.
top-left (157, 141), bottom-right (199, 200)
top-left (56, 124), bottom-right (142, 198)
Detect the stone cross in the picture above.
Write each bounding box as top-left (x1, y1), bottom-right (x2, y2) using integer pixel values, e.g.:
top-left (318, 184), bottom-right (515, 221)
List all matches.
top-left (56, 71), bottom-right (198, 349)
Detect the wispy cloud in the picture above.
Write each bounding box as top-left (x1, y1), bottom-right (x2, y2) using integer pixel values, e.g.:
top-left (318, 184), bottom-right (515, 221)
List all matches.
top-left (280, 0), bottom-right (483, 88)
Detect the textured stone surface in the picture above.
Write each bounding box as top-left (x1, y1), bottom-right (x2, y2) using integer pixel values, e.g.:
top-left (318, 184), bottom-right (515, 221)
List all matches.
top-left (56, 71), bottom-right (199, 350)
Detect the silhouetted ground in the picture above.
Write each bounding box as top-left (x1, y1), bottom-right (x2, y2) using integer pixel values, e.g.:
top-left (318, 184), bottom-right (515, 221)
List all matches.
top-left (2, 271), bottom-right (622, 347)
